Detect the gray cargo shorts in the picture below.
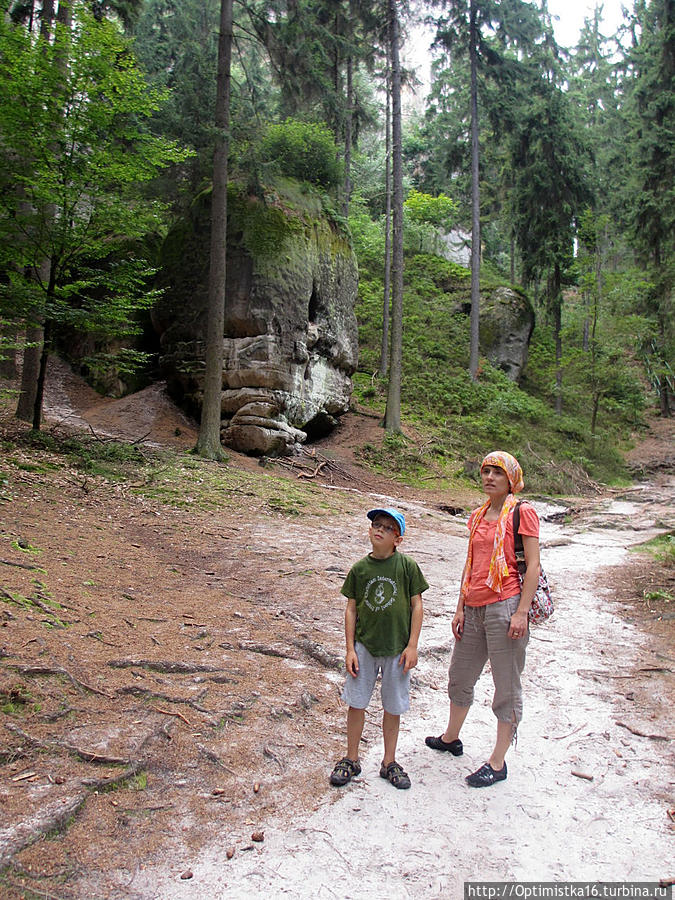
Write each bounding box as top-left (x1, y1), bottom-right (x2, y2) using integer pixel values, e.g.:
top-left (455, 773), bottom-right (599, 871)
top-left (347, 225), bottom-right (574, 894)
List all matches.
top-left (448, 594), bottom-right (528, 723)
top-left (341, 641), bottom-right (411, 715)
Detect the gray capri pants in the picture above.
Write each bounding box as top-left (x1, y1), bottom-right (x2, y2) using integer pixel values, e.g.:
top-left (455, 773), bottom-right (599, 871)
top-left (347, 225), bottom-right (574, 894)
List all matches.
top-left (448, 594), bottom-right (528, 723)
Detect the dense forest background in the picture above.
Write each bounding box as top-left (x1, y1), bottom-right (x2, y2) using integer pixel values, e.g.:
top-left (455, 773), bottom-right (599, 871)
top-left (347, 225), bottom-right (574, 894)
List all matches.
top-left (0, 0), bottom-right (673, 493)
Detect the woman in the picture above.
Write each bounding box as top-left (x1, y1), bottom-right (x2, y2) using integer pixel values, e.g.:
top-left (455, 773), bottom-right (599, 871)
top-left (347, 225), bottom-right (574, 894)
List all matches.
top-left (425, 450), bottom-right (540, 787)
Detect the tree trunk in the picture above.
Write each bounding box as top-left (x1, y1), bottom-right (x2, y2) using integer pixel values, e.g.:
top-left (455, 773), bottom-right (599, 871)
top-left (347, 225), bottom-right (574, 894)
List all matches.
top-left (510, 230), bottom-right (515, 285)
top-left (468, 0), bottom-right (481, 382)
top-left (379, 46), bottom-right (392, 380)
top-left (342, 53), bottom-right (353, 218)
top-left (16, 327), bottom-right (43, 422)
top-left (553, 283), bottom-right (563, 414)
top-left (33, 319), bottom-right (52, 431)
top-left (195, 0), bottom-right (233, 460)
top-left (384, 0), bottom-right (403, 433)
top-left (15, 0), bottom-right (56, 422)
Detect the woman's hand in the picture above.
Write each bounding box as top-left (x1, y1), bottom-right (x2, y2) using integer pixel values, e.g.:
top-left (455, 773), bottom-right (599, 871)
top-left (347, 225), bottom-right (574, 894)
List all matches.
top-left (452, 609), bottom-right (465, 641)
top-left (508, 609), bottom-right (528, 640)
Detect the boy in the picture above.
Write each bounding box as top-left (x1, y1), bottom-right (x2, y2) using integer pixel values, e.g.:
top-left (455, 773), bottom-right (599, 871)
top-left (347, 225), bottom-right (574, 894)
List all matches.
top-left (329, 507), bottom-right (428, 790)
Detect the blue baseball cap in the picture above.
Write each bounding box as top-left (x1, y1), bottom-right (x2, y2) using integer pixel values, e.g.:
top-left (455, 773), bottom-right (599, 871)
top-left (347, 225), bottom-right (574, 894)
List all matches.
top-left (367, 507), bottom-right (405, 536)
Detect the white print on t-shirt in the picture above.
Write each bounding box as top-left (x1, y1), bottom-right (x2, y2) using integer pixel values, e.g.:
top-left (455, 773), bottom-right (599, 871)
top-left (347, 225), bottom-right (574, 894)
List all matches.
top-left (363, 576), bottom-right (397, 613)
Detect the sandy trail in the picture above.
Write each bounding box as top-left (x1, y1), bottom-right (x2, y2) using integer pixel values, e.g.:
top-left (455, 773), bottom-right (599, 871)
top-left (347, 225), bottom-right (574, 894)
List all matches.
top-left (130, 480), bottom-right (674, 899)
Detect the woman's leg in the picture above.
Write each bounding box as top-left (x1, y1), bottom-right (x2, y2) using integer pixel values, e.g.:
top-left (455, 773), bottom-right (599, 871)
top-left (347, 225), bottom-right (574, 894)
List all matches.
top-left (445, 606), bottom-right (489, 737)
top-left (485, 595), bottom-right (528, 769)
top-left (488, 719), bottom-right (515, 771)
top-left (441, 701), bottom-right (470, 742)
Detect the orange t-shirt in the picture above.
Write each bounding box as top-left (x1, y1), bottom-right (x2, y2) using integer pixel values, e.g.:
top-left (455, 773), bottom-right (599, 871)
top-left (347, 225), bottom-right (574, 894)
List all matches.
top-left (464, 502), bottom-right (540, 607)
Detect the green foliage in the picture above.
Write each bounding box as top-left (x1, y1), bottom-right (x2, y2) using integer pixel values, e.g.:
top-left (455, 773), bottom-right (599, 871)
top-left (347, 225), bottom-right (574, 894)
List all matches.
top-left (0, 5), bottom-right (191, 411)
top-left (637, 532), bottom-right (675, 567)
top-left (352, 241), bottom-right (641, 493)
top-left (259, 119), bottom-right (343, 188)
top-left (348, 201), bottom-right (386, 269)
top-left (404, 189), bottom-right (459, 227)
top-left (18, 430), bottom-right (147, 481)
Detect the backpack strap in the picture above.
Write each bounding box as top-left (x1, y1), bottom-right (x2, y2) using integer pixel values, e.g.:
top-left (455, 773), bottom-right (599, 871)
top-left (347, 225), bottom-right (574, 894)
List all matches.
top-left (512, 501), bottom-right (526, 576)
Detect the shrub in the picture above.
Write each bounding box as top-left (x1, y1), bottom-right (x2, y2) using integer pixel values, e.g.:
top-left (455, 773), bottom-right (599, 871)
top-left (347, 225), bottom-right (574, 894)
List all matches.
top-left (259, 120), bottom-right (342, 189)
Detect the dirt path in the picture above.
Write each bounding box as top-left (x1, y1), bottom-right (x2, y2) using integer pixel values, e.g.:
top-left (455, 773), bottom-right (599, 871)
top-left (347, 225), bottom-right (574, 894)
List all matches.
top-left (128, 480), bottom-right (675, 899)
top-left (1, 363), bottom-right (673, 898)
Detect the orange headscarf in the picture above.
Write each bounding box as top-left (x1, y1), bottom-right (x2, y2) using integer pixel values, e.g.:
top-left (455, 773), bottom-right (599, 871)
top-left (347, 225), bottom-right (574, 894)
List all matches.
top-left (461, 451), bottom-right (524, 598)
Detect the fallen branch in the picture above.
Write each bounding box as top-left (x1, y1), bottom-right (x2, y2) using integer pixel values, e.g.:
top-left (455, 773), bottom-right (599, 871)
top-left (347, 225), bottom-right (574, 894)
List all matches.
top-left (152, 706), bottom-right (194, 728)
top-left (615, 720), bottom-right (671, 741)
top-left (296, 461), bottom-right (327, 479)
top-left (552, 722), bottom-right (587, 740)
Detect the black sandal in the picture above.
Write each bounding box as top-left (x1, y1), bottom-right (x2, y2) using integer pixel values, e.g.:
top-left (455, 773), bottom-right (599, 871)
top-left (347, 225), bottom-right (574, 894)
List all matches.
top-left (379, 761), bottom-right (411, 790)
top-left (329, 756), bottom-right (361, 787)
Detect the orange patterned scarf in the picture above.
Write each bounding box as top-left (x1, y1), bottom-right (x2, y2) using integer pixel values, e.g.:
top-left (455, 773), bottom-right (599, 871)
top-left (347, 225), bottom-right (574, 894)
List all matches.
top-left (461, 451), bottom-right (524, 598)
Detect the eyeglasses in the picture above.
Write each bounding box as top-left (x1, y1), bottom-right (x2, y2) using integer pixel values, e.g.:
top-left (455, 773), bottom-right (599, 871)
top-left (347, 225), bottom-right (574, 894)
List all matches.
top-left (371, 520), bottom-right (398, 534)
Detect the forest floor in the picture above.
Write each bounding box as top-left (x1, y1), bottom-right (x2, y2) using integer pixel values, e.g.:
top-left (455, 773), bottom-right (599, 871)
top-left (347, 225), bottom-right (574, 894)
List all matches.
top-left (0, 359), bottom-right (673, 899)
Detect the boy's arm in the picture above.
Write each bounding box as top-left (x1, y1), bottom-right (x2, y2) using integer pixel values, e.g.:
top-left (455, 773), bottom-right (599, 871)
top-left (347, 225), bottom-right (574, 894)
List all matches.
top-left (399, 592), bottom-right (423, 673)
top-left (344, 597), bottom-right (359, 677)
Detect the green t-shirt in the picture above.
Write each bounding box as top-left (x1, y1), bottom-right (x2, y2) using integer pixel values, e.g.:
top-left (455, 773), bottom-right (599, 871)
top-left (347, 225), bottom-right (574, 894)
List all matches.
top-left (341, 551), bottom-right (429, 657)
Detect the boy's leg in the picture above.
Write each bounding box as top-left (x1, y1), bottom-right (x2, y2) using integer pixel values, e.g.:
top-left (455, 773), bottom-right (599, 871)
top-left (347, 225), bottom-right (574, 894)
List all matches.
top-left (379, 654), bottom-right (413, 788)
top-left (347, 706), bottom-right (366, 761)
top-left (382, 710), bottom-right (400, 766)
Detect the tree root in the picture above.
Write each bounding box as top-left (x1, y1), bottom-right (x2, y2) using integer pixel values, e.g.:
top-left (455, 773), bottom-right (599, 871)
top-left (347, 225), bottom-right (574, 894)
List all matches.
top-left (116, 685), bottom-right (208, 713)
top-left (107, 658), bottom-right (225, 674)
top-left (615, 720), bottom-right (671, 741)
top-left (0, 759), bottom-right (146, 870)
top-left (238, 640), bottom-right (295, 659)
top-left (292, 637), bottom-right (342, 670)
top-left (0, 557), bottom-right (43, 571)
top-left (0, 791), bottom-right (87, 870)
top-left (9, 664), bottom-right (111, 698)
top-left (5, 723), bottom-right (131, 765)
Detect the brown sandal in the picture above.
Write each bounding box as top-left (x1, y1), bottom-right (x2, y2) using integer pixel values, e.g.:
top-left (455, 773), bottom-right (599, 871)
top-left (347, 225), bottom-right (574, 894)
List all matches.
top-left (379, 761), bottom-right (411, 790)
top-left (330, 756), bottom-right (361, 786)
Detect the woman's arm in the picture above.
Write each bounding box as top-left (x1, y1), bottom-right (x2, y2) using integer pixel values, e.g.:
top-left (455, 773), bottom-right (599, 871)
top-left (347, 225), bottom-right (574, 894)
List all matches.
top-left (508, 534), bottom-right (540, 638)
top-left (453, 552), bottom-right (470, 640)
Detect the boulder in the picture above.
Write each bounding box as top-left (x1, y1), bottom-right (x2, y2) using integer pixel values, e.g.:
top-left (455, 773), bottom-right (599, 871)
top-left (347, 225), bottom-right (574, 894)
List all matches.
top-left (480, 286), bottom-right (534, 381)
top-left (153, 180), bottom-right (359, 455)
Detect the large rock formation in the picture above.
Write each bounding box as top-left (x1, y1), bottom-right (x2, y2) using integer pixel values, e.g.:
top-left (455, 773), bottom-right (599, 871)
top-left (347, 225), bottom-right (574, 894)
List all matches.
top-left (153, 180), bottom-right (359, 455)
top-left (480, 286), bottom-right (534, 381)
